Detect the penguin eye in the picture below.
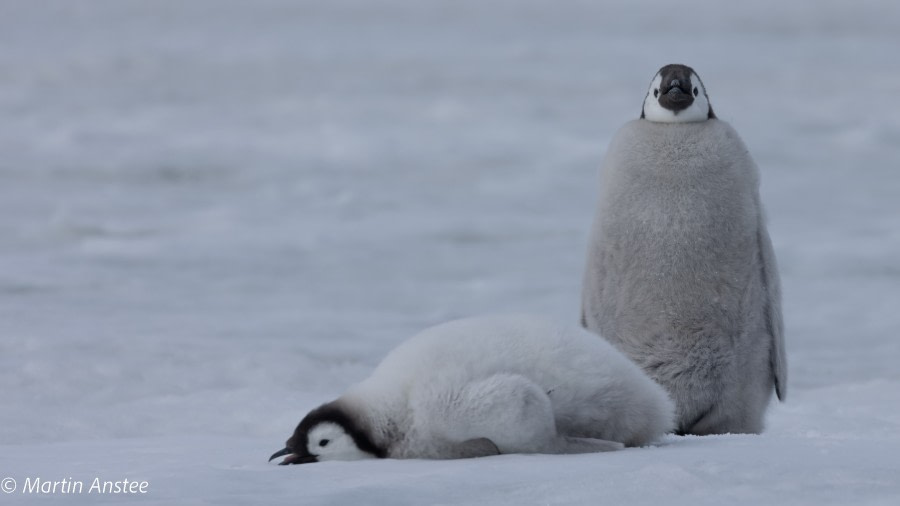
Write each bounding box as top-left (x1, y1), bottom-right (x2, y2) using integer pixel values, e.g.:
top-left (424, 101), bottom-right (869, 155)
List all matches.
top-left (319, 439), bottom-right (330, 447)
top-left (653, 89), bottom-right (659, 98)
top-left (693, 87), bottom-right (699, 96)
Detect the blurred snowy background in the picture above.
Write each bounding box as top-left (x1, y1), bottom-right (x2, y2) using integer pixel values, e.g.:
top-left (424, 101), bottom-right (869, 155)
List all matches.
top-left (1, 1), bottom-right (899, 504)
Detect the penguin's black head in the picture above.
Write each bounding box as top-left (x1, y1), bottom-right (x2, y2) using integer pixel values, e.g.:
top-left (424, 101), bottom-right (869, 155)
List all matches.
top-left (641, 64), bottom-right (716, 123)
top-left (269, 401), bottom-right (386, 465)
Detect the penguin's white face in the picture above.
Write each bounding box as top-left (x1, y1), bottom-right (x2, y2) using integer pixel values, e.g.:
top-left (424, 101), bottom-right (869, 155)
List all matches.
top-left (641, 64), bottom-right (713, 123)
top-left (305, 422), bottom-right (376, 462)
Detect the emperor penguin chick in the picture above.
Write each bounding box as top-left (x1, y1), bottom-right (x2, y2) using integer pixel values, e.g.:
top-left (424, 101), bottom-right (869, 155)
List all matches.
top-left (581, 64), bottom-right (787, 435)
top-left (270, 315), bottom-right (674, 464)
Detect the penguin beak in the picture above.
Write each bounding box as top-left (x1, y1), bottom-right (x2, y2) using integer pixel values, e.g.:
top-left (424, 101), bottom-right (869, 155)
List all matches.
top-left (657, 76), bottom-right (694, 111)
top-left (269, 447), bottom-right (318, 465)
top-left (662, 80), bottom-right (690, 101)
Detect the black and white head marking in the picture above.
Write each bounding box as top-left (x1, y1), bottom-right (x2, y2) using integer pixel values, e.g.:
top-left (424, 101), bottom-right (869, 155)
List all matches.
top-left (640, 64), bottom-right (716, 123)
top-left (269, 401), bottom-right (386, 465)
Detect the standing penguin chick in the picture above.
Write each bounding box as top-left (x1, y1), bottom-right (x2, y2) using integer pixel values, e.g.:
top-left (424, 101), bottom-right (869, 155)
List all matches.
top-left (270, 315), bottom-right (674, 464)
top-left (581, 64), bottom-right (786, 435)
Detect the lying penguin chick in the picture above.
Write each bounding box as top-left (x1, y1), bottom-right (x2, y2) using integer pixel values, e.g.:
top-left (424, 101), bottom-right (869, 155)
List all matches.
top-left (270, 315), bottom-right (675, 464)
top-left (582, 64), bottom-right (786, 435)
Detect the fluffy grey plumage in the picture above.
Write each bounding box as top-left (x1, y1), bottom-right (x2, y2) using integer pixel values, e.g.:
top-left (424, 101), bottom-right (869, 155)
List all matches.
top-left (581, 118), bottom-right (786, 435)
top-left (270, 315), bottom-right (675, 465)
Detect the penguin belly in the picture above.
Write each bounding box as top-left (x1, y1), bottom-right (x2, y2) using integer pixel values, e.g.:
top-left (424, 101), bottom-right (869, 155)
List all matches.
top-left (582, 120), bottom-right (775, 435)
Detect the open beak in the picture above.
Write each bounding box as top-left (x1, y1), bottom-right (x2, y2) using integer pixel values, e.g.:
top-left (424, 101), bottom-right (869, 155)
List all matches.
top-left (269, 447), bottom-right (318, 465)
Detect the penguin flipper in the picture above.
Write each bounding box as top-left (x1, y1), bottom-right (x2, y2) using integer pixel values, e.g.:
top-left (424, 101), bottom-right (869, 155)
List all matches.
top-left (447, 438), bottom-right (501, 459)
top-left (547, 436), bottom-right (624, 454)
top-left (758, 210), bottom-right (787, 401)
top-left (412, 373), bottom-right (558, 455)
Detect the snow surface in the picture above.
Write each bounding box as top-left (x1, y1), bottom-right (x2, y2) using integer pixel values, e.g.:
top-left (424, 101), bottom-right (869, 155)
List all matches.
top-left (2, 0), bottom-right (900, 504)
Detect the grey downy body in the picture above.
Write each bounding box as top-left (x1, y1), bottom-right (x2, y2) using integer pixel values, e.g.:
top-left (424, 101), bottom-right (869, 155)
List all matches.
top-left (581, 64), bottom-right (786, 435)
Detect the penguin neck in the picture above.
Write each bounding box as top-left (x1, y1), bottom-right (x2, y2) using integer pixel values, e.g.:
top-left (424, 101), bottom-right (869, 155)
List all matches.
top-left (634, 118), bottom-right (723, 145)
top-left (340, 386), bottom-right (409, 456)
top-left (641, 117), bottom-right (717, 129)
